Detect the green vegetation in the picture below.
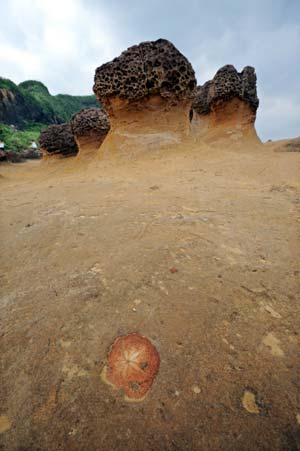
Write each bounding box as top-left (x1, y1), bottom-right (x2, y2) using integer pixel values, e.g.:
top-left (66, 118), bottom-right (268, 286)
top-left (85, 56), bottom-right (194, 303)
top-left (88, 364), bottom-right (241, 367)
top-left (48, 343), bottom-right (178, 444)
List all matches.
top-left (0, 78), bottom-right (19, 92)
top-left (18, 80), bottom-right (57, 122)
top-left (18, 79), bottom-right (99, 123)
top-left (19, 80), bottom-right (50, 95)
top-left (0, 122), bottom-right (46, 152)
top-left (0, 77), bottom-right (100, 151)
top-left (51, 94), bottom-right (100, 122)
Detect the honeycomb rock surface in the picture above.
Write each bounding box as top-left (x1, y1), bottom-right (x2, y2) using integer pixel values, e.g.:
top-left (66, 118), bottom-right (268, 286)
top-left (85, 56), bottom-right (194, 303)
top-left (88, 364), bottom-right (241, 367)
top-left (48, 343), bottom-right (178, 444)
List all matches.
top-left (93, 39), bottom-right (196, 107)
top-left (39, 123), bottom-right (78, 157)
top-left (70, 108), bottom-right (110, 138)
top-left (192, 65), bottom-right (259, 115)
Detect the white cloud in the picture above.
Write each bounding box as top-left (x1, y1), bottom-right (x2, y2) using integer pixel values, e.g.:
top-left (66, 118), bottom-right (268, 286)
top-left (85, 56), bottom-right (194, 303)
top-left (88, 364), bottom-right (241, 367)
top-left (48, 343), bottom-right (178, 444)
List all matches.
top-left (257, 94), bottom-right (300, 141)
top-left (43, 27), bottom-right (77, 57)
top-left (0, 0), bottom-right (121, 94)
top-left (0, 0), bottom-right (299, 139)
top-left (0, 41), bottom-right (41, 79)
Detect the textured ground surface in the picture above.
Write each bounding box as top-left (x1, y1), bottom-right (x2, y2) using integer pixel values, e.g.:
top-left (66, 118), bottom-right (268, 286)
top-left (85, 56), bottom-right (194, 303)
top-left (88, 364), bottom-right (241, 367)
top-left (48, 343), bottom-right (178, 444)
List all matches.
top-left (0, 139), bottom-right (299, 450)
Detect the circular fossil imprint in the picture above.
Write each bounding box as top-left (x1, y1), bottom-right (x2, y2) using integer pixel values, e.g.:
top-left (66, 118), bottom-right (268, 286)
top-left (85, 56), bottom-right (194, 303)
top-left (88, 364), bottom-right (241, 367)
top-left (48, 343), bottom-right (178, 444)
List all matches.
top-left (101, 333), bottom-right (160, 402)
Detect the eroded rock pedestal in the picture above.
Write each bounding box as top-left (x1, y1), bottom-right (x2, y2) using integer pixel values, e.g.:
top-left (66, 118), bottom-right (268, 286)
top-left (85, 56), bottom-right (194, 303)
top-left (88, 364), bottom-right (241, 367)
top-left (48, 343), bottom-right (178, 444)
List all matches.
top-left (191, 65), bottom-right (260, 145)
top-left (70, 107), bottom-right (110, 159)
top-left (93, 39), bottom-right (196, 156)
top-left (39, 123), bottom-right (78, 162)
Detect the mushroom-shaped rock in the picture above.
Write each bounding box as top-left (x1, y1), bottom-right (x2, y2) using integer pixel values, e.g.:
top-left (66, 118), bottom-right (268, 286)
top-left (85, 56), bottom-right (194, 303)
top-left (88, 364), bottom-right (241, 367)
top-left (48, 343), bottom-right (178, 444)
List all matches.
top-left (101, 333), bottom-right (160, 402)
top-left (93, 38), bottom-right (197, 155)
top-left (39, 123), bottom-right (78, 159)
top-left (70, 107), bottom-right (110, 158)
top-left (191, 65), bottom-right (260, 144)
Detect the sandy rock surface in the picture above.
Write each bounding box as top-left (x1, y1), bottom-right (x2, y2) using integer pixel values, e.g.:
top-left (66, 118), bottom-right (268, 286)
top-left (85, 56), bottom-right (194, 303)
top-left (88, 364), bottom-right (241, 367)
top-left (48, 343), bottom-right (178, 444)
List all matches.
top-left (0, 137), bottom-right (299, 450)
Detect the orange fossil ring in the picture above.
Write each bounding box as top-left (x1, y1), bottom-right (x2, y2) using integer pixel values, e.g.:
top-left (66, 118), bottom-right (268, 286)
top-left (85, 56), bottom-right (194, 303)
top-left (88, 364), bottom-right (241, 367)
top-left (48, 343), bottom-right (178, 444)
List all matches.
top-left (101, 333), bottom-right (160, 402)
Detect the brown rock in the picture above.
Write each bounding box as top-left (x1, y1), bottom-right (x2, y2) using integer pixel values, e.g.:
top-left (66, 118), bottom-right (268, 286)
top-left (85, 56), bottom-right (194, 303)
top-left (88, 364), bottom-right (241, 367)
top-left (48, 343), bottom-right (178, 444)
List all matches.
top-left (170, 267), bottom-right (178, 273)
top-left (191, 65), bottom-right (260, 144)
top-left (70, 108), bottom-right (110, 157)
top-left (94, 39), bottom-right (196, 105)
top-left (5, 151), bottom-right (25, 163)
top-left (39, 123), bottom-right (78, 159)
top-left (0, 149), bottom-right (7, 162)
top-left (22, 149), bottom-right (42, 159)
top-left (192, 65), bottom-right (259, 115)
top-left (93, 39), bottom-right (197, 155)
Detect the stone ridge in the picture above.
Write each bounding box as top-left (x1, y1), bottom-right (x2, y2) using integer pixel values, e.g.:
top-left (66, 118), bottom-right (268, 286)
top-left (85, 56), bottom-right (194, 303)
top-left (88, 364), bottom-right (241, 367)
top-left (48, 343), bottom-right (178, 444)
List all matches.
top-left (70, 107), bottom-right (110, 138)
top-left (192, 65), bottom-right (259, 115)
top-left (93, 38), bottom-right (196, 105)
top-left (39, 123), bottom-right (78, 157)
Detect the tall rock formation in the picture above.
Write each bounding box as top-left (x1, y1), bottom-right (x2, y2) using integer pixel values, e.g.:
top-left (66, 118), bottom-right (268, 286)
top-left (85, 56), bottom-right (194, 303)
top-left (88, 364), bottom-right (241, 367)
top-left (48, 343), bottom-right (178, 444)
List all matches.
top-left (93, 38), bottom-right (196, 155)
top-left (191, 65), bottom-right (260, 144)
top-left (70, 108), bottom-right (110, 158)
top-left (39, 123), bottom-right (78, 160)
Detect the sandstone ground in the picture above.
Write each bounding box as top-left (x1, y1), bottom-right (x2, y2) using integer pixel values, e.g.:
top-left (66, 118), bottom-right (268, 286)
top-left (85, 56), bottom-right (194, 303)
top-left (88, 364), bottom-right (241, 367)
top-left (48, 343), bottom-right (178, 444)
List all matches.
top-left (0, 140), bottom-right (299, 450)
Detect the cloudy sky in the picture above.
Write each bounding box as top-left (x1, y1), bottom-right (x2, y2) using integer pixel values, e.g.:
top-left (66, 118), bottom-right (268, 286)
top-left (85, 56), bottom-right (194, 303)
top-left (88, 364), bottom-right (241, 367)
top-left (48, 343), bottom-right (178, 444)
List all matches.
top-left (0, 0), bottom-right (299, 140)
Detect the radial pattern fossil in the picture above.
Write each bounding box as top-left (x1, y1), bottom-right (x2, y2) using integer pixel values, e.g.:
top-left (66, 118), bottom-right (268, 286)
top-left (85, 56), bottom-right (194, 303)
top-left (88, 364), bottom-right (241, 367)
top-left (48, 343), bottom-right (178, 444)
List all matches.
top-left (101, 333), bottom-right (160, 401)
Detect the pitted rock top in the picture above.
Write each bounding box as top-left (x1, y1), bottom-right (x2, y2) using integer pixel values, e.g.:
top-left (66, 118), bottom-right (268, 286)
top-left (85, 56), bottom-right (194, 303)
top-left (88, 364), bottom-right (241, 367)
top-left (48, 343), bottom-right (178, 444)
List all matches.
top-left (39, 123), bottom-right (78, 157)
top-left (70, 108), bottom-right (110, 138)
top-left (93, 39), bottom-right (196, 105)
top-left (192, 65), bottom-right (259, 115)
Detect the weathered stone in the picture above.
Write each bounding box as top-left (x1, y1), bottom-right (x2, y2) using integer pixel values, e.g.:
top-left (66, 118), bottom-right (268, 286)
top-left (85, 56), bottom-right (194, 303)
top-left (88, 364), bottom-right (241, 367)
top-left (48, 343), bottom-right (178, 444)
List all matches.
top-left (70, 107), bottom-right (110, 137)
top-left (0, 149), bottom-right (42, 163)
top-left (39, 123), bottom-right (78, 158)
top-left (93, 39), bottom-right (197, 155)
top-left (191, 65), bottom-right (260, 144)
top-left (5, 151), bottom-right (25, 163)
top-left (0, 149), bottom-right (7, 162)
top-left (93, 38), bottom-right (196, 107)
top-left (70, 108), bottom-right (110, 156)
top-left (192, 65), bottom-right (259, 116)
top-left (22, 149), bottom-right (42, 159)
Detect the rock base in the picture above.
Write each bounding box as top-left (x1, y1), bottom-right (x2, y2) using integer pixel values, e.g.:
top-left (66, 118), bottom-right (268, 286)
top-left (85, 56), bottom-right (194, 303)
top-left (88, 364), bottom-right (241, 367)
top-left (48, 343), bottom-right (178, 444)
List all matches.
top-left (99, 95), bottom-right (192, 158)
top-left (75, 133), bottom-right (108, 160)
top-left (191, 97), bottom-right (261, 146)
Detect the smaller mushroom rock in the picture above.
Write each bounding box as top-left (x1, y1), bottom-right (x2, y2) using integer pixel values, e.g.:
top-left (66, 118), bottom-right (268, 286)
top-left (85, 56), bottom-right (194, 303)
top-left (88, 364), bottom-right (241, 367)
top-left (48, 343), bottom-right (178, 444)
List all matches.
top-left (70, 107), bottom-right (110, 157)
top-left (39, 123), bottom-right (78, 160)
top-left (93, 39), bottom-right (197, 155)
top-left (191, 65), bottom-right (260, 144)
top-left (101, 333), bottom-right (160, 402)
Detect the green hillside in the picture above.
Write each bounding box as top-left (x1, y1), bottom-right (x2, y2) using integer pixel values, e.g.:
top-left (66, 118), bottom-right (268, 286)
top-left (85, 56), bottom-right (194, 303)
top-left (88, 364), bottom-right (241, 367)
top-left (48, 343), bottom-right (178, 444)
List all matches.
top-left (0, 77), bottom-right (100, 151)
top-left (18, 80), bottom-right (99, 123)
